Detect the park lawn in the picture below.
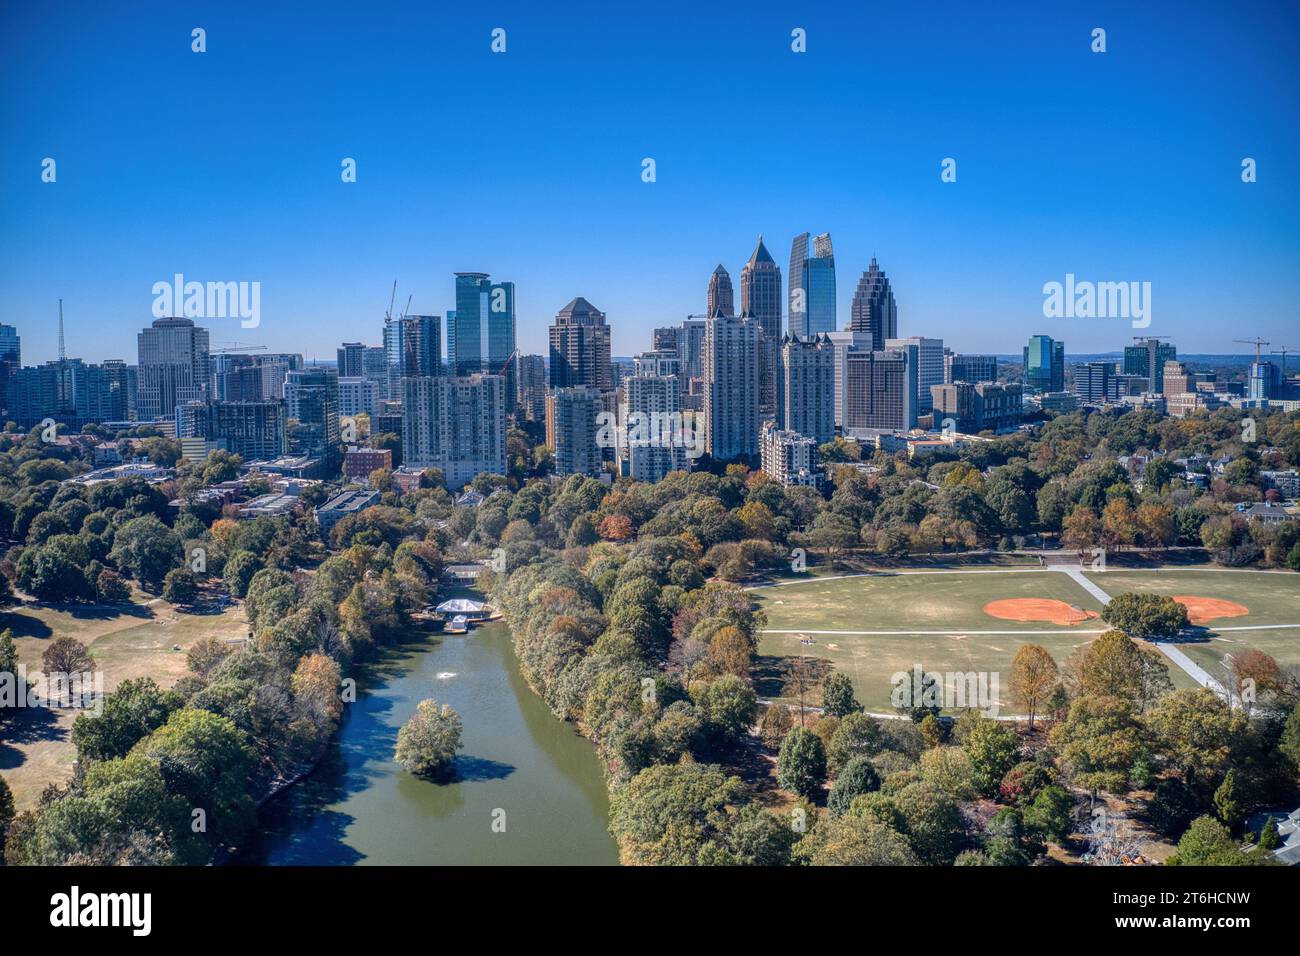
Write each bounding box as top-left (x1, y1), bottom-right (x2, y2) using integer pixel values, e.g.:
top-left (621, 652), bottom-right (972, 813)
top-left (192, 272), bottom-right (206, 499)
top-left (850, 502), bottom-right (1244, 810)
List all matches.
top-left (1082, 568), bottom-right (1300, 629)
top-left (1179, 628), bottom-right (1300, 679)
top-left (754, 568), bottom-right (1106, 633)
top-left (0, 591), bottom-right (247, 811)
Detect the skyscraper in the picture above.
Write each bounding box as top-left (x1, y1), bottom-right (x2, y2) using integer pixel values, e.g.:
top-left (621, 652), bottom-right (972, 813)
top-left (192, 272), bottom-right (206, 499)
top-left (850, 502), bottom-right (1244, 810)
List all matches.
top-left (777, 333), bottom-right (835, 445)
top-left (703, 312), bottom-right (761, 461)
top-left (516, 353), bottom-right (547, 422)
top-left (136, 316), bottom-right (210, 421)
top-left (403, 374), bottom-right (507, 489)
top-left (337, 342), bottom-right (367, 377)
top-left (1074, 361), bottom-right (1117, 403)
top-left (707, 265), bottom-right (735, 317)
top-left (384, 313), bottom-right (441, 398)
top-left (546, 385), bottom-right (603, 478)
top-left (789, 232), bottom-right (836, 338)
top-left (1023, 335), bottom-right (1065, 393)
top-left (946, 353), bottom-right (998, 384)
top-left (448, 273), bottom-right (515, 402)
top-left (549, 297), bottom-right (613, 390)
top-left (741, 235), bottom-right (782, 414)
top-left (844, 347), bottom-right (916, 432)
top-left (623, 367), bottom-right (689, 482)
top-left (1124, 338), bottom-right (1177, 393)
top-left (180, 400), bottom-right (289, 462)
top-left (284, 367), bottom-right (340, 466)
top-left (886, 336), bottom-right (944, 415)
top-left (850, 258), bottom-right (897, 350)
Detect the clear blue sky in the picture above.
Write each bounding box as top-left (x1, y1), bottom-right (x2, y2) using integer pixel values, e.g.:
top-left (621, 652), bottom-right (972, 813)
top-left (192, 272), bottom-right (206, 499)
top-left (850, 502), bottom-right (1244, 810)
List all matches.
top-left (2, 0), bottom-right (1297, 365)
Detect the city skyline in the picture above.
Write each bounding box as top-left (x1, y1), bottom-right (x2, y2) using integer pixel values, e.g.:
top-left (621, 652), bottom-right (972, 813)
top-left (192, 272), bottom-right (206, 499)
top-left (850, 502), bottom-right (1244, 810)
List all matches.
top-left (4, 2), bottom-right (1298, 364)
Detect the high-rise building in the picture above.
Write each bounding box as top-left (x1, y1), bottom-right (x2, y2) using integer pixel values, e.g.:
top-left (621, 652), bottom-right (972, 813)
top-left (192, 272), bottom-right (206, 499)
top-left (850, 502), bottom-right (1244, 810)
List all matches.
top-left (844, 347), bottom-right (916, 432)
top-left (384, 313), bottom-right (442, 398)
top-left (362, 346), bottom-right (389, 401)
top-left (549, 297), bottom-right (613, 390)
top-left (546, 385), bottom-right (603, 478)
top-left (1023, 335), bottom-right (1065, 393)
top-left (703, 312), bottom-right (761, 461)
top-left (1074, 361), bottom-right (1117, 403)
top-left (449, 273), bottom-right (515, 402)
top-left (1249, 361), bottom-right (1282, 401)
top-left (760, 421), bottom-right (822, 488)
top-left (0, 324), bottom-right (20, 417)
top-left (886, 336), bottom-right (944, 415)
top-left (1124, 338), bottom-right (1177, 393)
top-left (284, 367), bottom-right (340, 467)
top-left (789, 232), bottom-right (836, 338)
top-left (337, 342), bottom-right (367, 378)
top-left (516, 353), bottom-right (547, 422)
top-left (777, 333), bottom-right (835, 445)
top-left (635, 350), bottom-right (679, 378)
top-left (741, 235), bottom-right (783, 414)
top-left (137, 317), bottom-right (210, 421)
top-left (623, 370), bottom-right (688, 483)
top-left (1162, 360), bottom-right (1192, 396)
top-left (849, 258), bottom-right (897, 351)
top-left (945, 353), bottom-right (998, 384)
top-left (76, 360), bottom-right (133, 424)
top-left (338, 376), bottom-right (380, 418)
top-left (179, 400), bottom-right (288, 462)
top-left (707, 265), bottom-right (735, 317)
top-left (826, 330), bottom-right (876, 428)
top-left (402, 374), bottom-right (506, 489)
top-left (931, 382), bottom-right (1023, 433)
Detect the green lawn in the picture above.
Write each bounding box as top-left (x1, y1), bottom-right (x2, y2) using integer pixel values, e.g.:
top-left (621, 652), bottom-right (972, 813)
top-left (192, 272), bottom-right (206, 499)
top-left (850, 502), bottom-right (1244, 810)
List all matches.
top-left (752, 568), bottom-right (1224, 713)
top-left (1082, 568), bottom-right (1300, 628)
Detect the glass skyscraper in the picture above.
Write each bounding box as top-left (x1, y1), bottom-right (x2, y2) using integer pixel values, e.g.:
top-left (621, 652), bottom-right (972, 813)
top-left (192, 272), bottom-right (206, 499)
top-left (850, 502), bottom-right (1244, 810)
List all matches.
top-left (449, 272), bottom-right (516, 406)
top-left (789, 232), bottom-right (836, 338)
top-left (1023, 334), bottom-right (1065, 393)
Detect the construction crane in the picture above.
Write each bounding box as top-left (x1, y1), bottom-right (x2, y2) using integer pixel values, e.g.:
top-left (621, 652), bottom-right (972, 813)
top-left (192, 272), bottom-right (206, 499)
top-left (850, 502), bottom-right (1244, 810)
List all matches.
top-left (1235, 337), bottom-right (1270, 362)
top-left (402, 294), bottom-right (413, 319)
top-left (1131, 335), bottom-right (1171, 341)
top-left (58, 298), bottom-right (66, 361)
top-left (1269, 347), bottom-right (1297, 373)
top-left (211, 342), bottom-right (267, 354)
top-left (384, 280), bottom-right (398, 322)
top-left (496, 348), bottom-right (520, 376)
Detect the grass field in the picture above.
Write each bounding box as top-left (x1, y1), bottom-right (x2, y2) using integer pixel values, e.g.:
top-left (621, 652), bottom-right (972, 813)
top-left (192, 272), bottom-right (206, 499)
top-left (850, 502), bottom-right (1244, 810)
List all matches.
top-left (1085, 568), bottom-right (1300, 676)
top-left (0, 589), bottom-right (248, 810)
top-left (753, 566), bottom-right (1300, 714)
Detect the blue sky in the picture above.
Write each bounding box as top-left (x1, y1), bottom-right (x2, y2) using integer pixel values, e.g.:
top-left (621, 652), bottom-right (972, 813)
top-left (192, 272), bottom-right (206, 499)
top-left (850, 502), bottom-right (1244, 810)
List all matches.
top-left (2, 0), bottom-right (1298, 365)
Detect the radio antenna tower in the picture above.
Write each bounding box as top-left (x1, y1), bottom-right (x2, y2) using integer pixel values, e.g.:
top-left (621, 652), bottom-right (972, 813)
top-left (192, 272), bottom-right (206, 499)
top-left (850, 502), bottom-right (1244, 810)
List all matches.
top-left (58, 298), bottom-right (66, 361)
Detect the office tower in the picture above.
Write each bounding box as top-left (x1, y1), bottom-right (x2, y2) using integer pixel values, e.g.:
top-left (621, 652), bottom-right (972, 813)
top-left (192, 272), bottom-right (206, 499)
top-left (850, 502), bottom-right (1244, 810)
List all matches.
top-left (680, 317), bottom-right (707, 382)
top-left (548, 297), bottom-right (613, 390)
top-left (402, 374), bottom-right (507, 489)
top-left (844, 347), bottom-right (916, 431)
top-left (449, 273), bottom-right (515, 402)
top-left (546, 385), bottom-right (603, 478)
top-left (931, 382), bottom-right (1023, 433)
top-left (652, 327), bottom-right (680, 352)
top-left (362, 346), bottom-right (389, 400)
top-left (777, 333), bottom-right (835, 445)
top-left (1124, 338), bottom-right (1177, 393)
top-left (1249, 361), bottom-right (1281, 401)
top-left (760, 421), bottom-right (822, 488)
top-left (0, 324), bottom-right (19, 416)
top-left (136, 316), bottom-right (210, 420)
top-left (789, 232), bottom-right (836, 338)
top-left (516, 353), bottom-right (547, 422)
top-left (827, 330), bottom-right (876, 428)
top-left (849, 257), bottom-right (897, 350)
top-left (635, 349), bottom-right (680, 378)
top-left (707, 265), bottom-right (735, 317)
top-left (1022, 334), bottom-right (1065, 393)
top-left (945, 353), bottom-right (997, 384)
top-left (181, 400), bottom-right (288, 461)
top-left (1162, 360), bottom-right (1192, 396)
top-left (741, 235), bottom-right (783, 413)
top-left (257, 353), bottom-right (301, 401)
top-left (284, 367), bottom-right (341, 466)
top-left (337, 342), bottom-right (367, 377)
top-left (1074, 361), bottom-right (1117, 403)
top-left (384, 313), bottom-right (442, 391)
top-left (624, 370), bottom-right (688, 482)
top-left (703, 312), bottom-right (761, 460)
top-left (338, 376), bottom-right (380, 418)
top-left (886, 336), bottom-right (944, 415)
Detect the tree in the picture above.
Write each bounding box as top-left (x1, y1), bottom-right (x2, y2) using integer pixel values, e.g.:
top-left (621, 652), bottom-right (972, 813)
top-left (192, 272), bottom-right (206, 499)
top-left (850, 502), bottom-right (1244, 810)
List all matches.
top-left (828, 756), bottom-right (881, 816)
top-left (223, 550), bottom-right (263, 599)
top-left (395, 699), bottom-right (463, 777)
top-left (1213, 769), bottom-right (1246, 831)
top-left (793, 813), bottom-right (918, 866)
top-left (42, 636), bottom-right (93, 676)
top-left (826, 712), bottom-right (885, 771)
top-left (70, 678), bottom-right (182, 762)
top-left (1146, 688), bottom-right (1244, 789)
top-left (1168, 816), bottom-right (1269, 866)
top-left (893, 782), bottom-right (966, 865)
top-left (1010, 644), bottom-right (1057, 729)
top-left (608, 761), bottom-right (744, 866)
top-left (1023, 784), bottom-right (1074, 842)
top-left (821, 671), bottom-right (861, 718)
top-left (1072, 630), bottom-right (1171, 711)
top-left (108, 515), bottom-right (182, 587)
top-left (162, 567), bottom-right (199, 606)
top-left (777, 726), bottom-right (827, 800)
top-left (1281, 702), bottom-right (1300, 768)
top-left (693, 674), bottom-right (757, 747)
top-left (94, 568), bottom-right (131, 604)
top-left (961, 717), bottom-right (1020, 796)
top-left (0, 775), bottom-right (13, 859)
top-left (1101, 592), bottom-right (1189, 640)
top-left (1049, 696), bottom-right (1146, 795)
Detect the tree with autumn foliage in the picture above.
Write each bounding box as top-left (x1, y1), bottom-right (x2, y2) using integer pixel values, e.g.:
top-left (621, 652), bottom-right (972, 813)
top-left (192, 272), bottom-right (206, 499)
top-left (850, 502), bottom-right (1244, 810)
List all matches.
top-left (1009, 644), bottom-right (1058, 729)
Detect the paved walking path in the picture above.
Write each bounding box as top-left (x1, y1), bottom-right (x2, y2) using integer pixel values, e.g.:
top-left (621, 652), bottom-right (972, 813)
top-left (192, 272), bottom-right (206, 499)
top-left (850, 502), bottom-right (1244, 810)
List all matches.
top-left (1057, 567), bottom-right (1114, 606)
top-left (1150, 642), bottom-right (1227, 696)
